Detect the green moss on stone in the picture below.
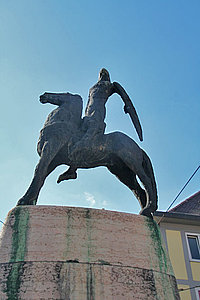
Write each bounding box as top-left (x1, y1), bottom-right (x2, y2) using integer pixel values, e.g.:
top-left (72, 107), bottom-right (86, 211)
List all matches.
top-left (86, 264), bottom-right (95, 300)
top-left (145, 218), bottom-right (177, 299)
top-left (6, 263), bottom-right (25, 300)
top-left (65, 209), bottom-right (72, 259)
top-left (146, 218), bottom-right (168, 274)
top-left (85, 209), bottom-right (92, 263)
top-left (4, 207), bottom-right (29, 299)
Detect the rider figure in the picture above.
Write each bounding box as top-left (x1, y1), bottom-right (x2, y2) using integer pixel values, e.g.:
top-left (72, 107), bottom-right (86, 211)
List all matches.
top-left (57, 68), bottom-right (143, 183)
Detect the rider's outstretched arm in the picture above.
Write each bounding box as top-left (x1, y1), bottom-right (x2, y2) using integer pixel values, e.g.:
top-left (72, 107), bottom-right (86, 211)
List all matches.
top-left (113, 82), bottom-right (143, 142)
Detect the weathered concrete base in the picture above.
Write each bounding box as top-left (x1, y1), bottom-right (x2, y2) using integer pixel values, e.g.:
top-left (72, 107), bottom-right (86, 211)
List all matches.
top-left (0, 206), bottom-right (180, 299)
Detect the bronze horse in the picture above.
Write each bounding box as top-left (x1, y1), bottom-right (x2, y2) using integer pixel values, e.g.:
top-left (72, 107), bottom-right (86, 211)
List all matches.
top-left (17, 92), bottom-right (157, 217)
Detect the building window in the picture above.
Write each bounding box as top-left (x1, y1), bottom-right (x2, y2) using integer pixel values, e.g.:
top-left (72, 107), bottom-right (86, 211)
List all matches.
top-left (195, 288), bottom-right (200, 299)
top-left (186, 234), bottom-right (200, 260)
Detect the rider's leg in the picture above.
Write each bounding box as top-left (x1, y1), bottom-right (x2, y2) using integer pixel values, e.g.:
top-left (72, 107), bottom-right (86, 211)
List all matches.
top-left (57, 166), bottom-right (77, 183)
top-left (69, 121), bottom-right (106, 161)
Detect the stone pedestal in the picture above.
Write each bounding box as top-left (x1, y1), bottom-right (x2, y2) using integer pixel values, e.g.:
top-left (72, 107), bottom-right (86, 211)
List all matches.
top-left (0, 206), bottom-right (179, 299)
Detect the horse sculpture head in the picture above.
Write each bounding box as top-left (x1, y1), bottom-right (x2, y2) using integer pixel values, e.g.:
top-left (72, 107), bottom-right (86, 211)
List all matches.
top-left (39, 92), bottom-right (83, 121)
top-left (40, 92), bottom-right (80, 102)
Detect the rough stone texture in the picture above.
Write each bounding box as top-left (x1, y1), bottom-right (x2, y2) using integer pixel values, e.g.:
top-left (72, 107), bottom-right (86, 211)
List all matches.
top-left (0, 206), bottom-right (180, 299)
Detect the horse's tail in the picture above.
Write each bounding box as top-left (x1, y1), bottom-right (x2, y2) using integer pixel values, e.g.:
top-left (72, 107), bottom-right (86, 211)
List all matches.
top-left (142, 150), bottom-right (158, 208)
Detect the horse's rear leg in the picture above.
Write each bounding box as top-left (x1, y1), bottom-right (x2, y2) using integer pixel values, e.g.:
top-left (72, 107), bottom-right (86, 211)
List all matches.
top-left (17, 141), bottom-right (58, 206)
top-left (107, 164), bottom-right (147, 209)
top-left (137, 170), bottom-right (158, 218)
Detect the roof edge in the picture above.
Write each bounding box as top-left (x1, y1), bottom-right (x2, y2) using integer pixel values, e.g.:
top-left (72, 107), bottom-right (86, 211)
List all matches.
top-left (169, 190), bottom-right (200, 212)
top-left (154, 210), bottom-right (200, 225)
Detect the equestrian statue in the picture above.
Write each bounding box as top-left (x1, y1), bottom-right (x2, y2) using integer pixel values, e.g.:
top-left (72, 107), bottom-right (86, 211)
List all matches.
top-left (17, 68), bottom-right (158, 217)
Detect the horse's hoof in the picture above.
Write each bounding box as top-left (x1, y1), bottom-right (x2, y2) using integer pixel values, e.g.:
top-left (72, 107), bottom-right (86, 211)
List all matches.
top-left (57, 172), bottom-right (77, 183)
top-left (16, 198), bottom-right (27, 206)
top-left (140, 208), bottom-right (153, 219)
top-left (16, 198), bottom-right (37, 206)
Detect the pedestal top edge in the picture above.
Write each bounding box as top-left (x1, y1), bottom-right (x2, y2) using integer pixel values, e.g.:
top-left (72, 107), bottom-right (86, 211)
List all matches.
top-left (7, 205), bottom-right (149, 220)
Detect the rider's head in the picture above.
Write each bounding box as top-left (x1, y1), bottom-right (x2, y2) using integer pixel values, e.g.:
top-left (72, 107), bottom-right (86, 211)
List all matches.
top-left (98, 68), bottom-right (111, 82)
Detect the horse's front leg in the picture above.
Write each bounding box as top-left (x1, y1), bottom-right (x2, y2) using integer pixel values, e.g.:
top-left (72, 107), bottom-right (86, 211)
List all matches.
top-left (17, 141), bottom-right (57, 206)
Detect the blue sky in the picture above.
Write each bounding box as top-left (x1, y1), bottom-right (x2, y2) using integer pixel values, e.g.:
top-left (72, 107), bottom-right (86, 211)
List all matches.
top-left (0, 0), bottom-right (200, 227)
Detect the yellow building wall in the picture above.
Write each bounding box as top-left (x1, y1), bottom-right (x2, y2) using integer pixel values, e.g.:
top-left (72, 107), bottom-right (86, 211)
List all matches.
top-left (191, 261), bottom-right (200, 281)
top-left (166, 230), bottom-right (188, 280)
top-left (177, 285), bottom-right (191, 300)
